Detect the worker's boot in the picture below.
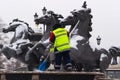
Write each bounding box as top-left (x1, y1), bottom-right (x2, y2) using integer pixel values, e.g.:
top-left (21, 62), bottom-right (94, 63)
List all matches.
top-left (66, 66), bottom-right (72, 71)
top-left (66, 63), bottom-right (72, 71)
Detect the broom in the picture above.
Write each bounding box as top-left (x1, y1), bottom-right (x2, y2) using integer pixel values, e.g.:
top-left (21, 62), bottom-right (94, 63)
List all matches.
top-left (38, 45), bottom-right (53, 71)
top-left (38, 52), bottom-right (51, 71)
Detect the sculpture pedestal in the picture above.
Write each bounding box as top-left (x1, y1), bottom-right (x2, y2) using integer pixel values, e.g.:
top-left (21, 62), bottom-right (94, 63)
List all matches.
top-left (0, 71), bottom-right (105, 80)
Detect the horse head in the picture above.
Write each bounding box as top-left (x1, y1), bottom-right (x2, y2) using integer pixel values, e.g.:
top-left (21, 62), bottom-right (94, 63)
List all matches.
top-left (34, 11), bottom-right (63, 42)
top-left (61, 8), bottom-right (92, 40)
top-left (61, 15), bottom-right (78, 33)
top-left (109, 46), bottom-right (120, 65)
top-left (34, 10), bottom-right (63, 35)
top-left (3, 20), bottom-right (21, 33)
top-left (35, 10), bottom-right (63, 24)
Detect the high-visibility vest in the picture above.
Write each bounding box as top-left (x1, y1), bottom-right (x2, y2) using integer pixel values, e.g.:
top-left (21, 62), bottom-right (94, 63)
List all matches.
top-left (53, 28), bottom-right (70, 51)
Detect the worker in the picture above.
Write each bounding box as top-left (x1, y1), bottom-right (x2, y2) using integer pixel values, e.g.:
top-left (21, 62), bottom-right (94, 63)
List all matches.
top-left (49, 24), bottom-right (72, 71)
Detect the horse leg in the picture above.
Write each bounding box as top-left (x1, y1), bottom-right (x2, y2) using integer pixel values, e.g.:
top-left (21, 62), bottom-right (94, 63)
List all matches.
top-left (1, 46), bottom-right (17, 59)
top-left (1, 50), bottom-right (11, 59)
top-left (111, 56), bottom-right (118, 65)
top-left (99, 57), bottom-right (110, 72)
top-left (26, 52), bottom-right (39, 71)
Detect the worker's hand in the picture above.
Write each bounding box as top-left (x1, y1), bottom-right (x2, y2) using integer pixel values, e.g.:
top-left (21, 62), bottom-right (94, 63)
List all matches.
top-left (45, 48), bottom-right (50, 53)
top-left (46, 44), bottom-right (52, 49)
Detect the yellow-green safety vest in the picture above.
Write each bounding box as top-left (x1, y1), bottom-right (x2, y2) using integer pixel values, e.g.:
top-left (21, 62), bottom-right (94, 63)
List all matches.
top-left (53, 28), bottom-right (70, 51)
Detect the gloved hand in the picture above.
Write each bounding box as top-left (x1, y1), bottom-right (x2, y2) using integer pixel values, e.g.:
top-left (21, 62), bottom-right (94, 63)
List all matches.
top-left (45, 43), bottom-right (54, 53)
top-left (46, 43), bottom-right (53, 49)
top-left (45, 47), bottom-right (50, 54)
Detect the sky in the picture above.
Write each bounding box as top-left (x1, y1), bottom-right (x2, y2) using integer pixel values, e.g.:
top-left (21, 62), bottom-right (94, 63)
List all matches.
top-left (0, 0), bottom-right (120, 49)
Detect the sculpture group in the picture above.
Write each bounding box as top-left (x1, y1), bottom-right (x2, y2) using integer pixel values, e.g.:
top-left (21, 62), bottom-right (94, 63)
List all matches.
top-left (0, 1), bottom-right (118, 72)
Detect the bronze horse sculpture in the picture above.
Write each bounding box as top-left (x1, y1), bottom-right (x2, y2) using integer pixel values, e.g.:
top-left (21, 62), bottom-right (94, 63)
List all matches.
top-left (25, 10), bottom-right (64, 70)
top-left (0, 12), bottom-right (62, 71)
top-left (26, 6), bottom-right (112, 72)
top-left (0, 19), bottom-right (35, 70)
top-left (61, 7), bottom-right (112, 72)
top-left (62, 7), bottom-right (112, 72)
top-left (0, 11), bottom-right (63, 71)
top-left (3, 19), bottom-right (34, 44)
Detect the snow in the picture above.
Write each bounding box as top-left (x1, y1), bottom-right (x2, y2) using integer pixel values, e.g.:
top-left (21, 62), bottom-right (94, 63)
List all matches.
top-left (70, 35), bottom-right (84, 50)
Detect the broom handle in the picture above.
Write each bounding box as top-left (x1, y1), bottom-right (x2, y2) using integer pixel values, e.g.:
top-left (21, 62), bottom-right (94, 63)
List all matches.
top-left (69, 20), bottom-right (80, 38)
top-left (44, 51), bottom-right (51, 61)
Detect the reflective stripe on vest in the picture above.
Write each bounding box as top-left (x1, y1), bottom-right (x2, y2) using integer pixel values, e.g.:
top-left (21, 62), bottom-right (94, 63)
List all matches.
top-left (53, 28), bottom-right (70, 51)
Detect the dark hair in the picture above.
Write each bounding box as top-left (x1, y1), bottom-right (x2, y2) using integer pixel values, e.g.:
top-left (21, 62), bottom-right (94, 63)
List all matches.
top-left (52, 24), bottom-right (62, 30)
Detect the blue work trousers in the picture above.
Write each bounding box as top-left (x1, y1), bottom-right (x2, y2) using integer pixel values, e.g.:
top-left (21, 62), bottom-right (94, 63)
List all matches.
top-left (55, 50), bottom-right (72, 70)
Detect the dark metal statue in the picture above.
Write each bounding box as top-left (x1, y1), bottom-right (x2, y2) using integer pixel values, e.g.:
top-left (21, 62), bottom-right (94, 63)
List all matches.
top-left (25, 2), bottom-right (112, 72)
top-left (0, 19), bottom-right (35, 70)
top-left (25, 10), bottom-right (64, 70)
